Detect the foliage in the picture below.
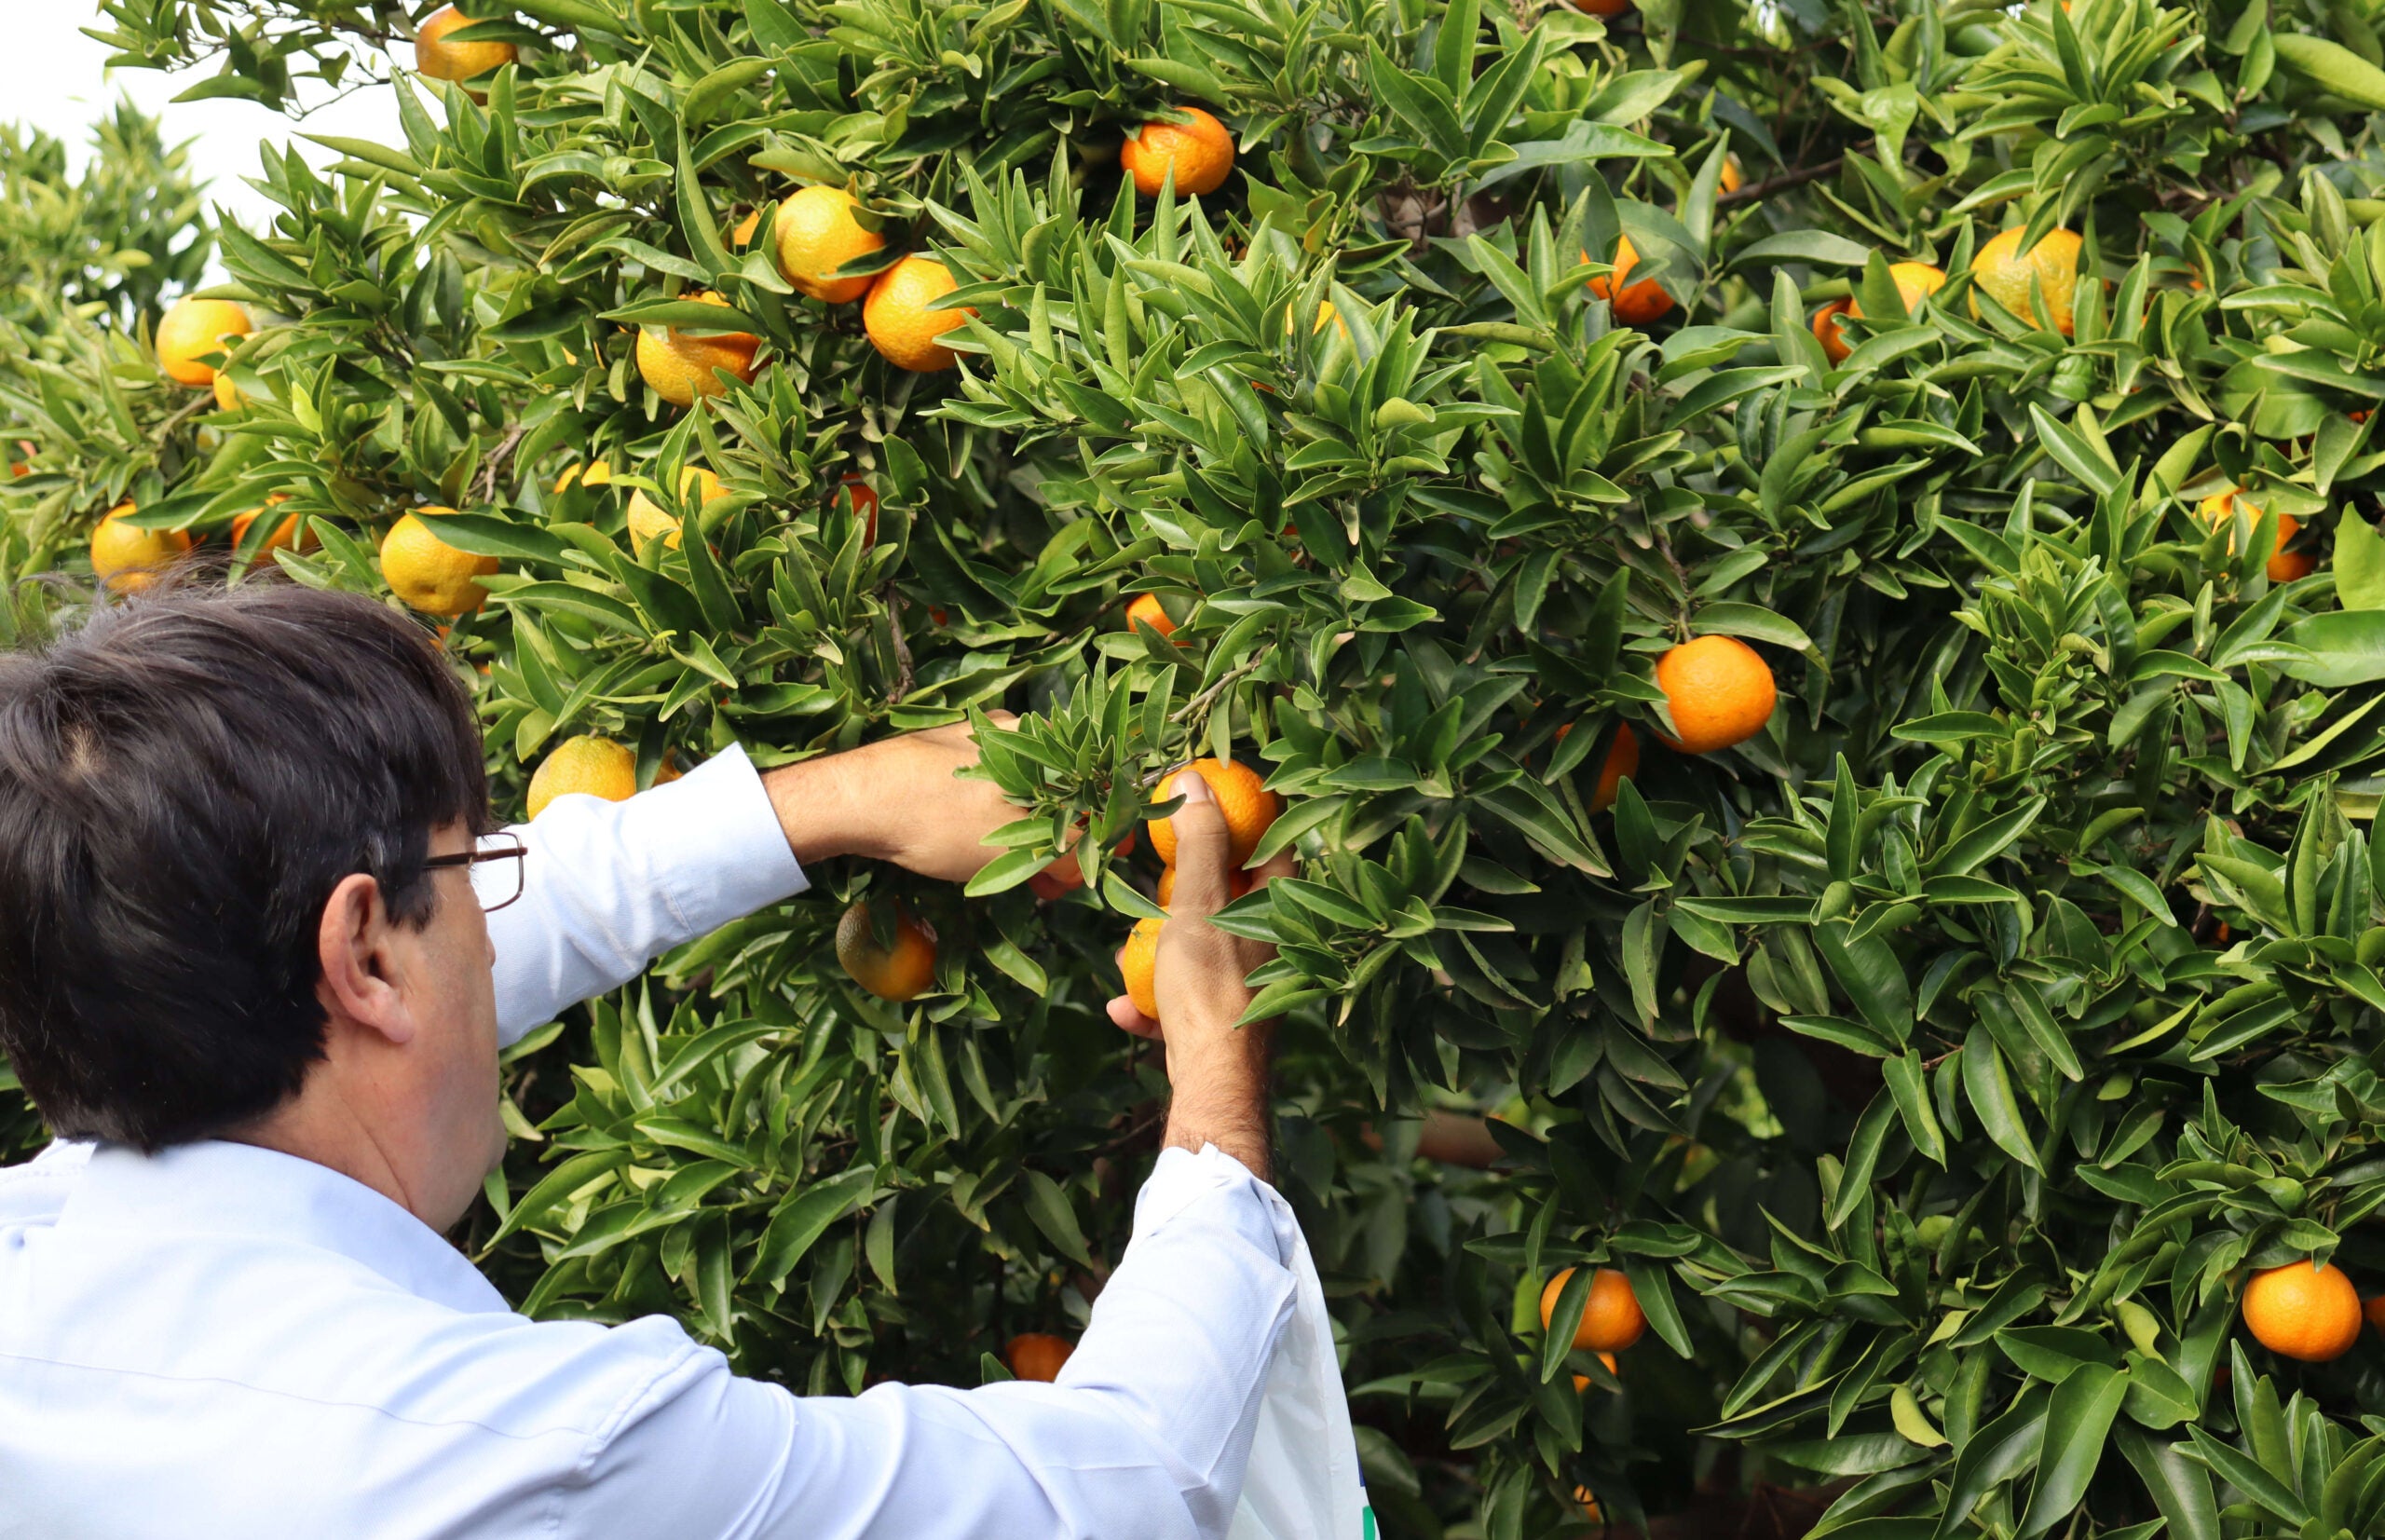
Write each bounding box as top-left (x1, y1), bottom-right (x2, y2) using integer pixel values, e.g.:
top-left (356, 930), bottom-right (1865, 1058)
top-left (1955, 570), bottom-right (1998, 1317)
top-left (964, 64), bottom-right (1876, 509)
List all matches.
top-left (26, 0), bottom-right (2385, 1533)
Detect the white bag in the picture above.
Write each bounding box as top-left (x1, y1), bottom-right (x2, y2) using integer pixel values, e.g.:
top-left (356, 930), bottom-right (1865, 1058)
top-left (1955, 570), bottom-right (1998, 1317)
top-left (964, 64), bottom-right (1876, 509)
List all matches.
top-left (1227, 1216), bottom-right (1372, 1540)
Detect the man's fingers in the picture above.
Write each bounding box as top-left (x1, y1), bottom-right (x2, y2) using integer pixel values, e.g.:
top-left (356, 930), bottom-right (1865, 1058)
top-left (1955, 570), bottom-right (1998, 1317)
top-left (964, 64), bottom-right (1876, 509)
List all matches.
top-left (1162, 770), bottom-right (1233, 914)
top-left (1106, 995), bottom-right (1163, 1039)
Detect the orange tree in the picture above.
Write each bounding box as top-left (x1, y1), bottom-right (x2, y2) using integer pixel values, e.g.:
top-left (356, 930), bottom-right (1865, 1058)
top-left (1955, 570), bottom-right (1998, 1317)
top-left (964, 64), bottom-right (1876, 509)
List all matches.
top-left (21, 0), bottom-right (2385, 1533)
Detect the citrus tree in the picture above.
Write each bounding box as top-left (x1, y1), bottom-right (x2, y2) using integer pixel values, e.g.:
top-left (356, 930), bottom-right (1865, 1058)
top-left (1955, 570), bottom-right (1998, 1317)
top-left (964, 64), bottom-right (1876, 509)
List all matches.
top-left (24, 0), bottom-right (2385, 1533)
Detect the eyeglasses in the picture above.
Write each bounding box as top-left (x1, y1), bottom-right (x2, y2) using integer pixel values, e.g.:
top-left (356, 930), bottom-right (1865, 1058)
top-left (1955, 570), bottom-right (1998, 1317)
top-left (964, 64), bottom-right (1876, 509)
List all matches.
top-left (421, 831), bottom-right (526, 912)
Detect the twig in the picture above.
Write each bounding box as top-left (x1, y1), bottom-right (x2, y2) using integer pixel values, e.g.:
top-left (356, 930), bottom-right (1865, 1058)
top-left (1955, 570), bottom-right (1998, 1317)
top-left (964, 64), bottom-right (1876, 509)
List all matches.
top-left (888, 592), bottom-right (916, 703)
top-left (473, 422), bottom-right (526, 507)
top-left (1718, 157), bottom-right (1846, 207)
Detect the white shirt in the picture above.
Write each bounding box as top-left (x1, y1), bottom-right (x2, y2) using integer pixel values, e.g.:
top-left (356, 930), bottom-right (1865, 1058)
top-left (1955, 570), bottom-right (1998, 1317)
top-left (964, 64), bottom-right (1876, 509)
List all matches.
top-left (0, 747), bottom-right (1301, 1539)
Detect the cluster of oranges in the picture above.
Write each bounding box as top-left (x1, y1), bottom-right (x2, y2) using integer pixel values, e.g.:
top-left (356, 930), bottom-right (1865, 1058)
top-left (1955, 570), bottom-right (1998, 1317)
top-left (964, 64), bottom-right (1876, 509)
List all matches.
top-left (1540, 1265), bottom-right (1645, 1524)
top-left (1806, 228), bottom-right (2085, 366)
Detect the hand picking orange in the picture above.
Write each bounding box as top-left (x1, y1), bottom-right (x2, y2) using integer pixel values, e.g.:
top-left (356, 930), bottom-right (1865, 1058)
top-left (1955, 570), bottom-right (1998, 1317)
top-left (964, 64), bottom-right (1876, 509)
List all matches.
top-left (1148, 758), bottom-right (1278, 868)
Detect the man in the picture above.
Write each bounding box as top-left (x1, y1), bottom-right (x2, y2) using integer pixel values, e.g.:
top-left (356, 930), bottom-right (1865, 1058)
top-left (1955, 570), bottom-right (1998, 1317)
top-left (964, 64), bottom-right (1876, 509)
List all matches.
top-left (0, 580), bottom-right (1298, 1538)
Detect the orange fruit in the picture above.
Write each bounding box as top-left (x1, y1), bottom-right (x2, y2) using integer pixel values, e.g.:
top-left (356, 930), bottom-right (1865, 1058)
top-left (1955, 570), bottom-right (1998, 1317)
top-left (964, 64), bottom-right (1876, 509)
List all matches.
top-left (380, 508), bottom-right (499, 617)
top-left (89, 502), bottom-right (193, 593)
top-left (1286, 298), bottom-right (1349, 337)
top-left (526, 734), bottom-right (638, 819)
top-left (1850, 261), bottom-right (1947, 321)
top-left (729, 209), bottom-right (760, 247)
top-left (635, 292), bottom-right (759, 407)
top-left (1970, 226), bottom-right (2084, 336)
top-left (415, 4), bottom-right (517, 85)
top-left (1574, 1488), bottom-right (1603, 1522)
top-left (1811, 297), bottom-right (1854, 363)
top-left (1718, 153), bottom-right (1743, 194)
top-left (839, 476), bottom-right (880, 546)
top-left (773, 185), bottom-right (886, 304)
top-left (554, 459), bottom-right (612, 495)
top-left (2242, 1261), bottom-right (2362, 1362)
top-left (1654, 634), bottom-right (1776, 754)
top-left (1571, 0), bottom-right (1629, 15)
top-left (1586, 234), bottom-right (1675, 324)
top-left (1570, 1352), bottom-right (1622, 1394)
top-left (2366, 1295), bottom-right (2385, 1335)
top-left (1540, 1267), bottom-right (1646, 1353)
top-left (212, 370), bottom-right (249, 412)
top-left (1125, 593), bottom-right (1179, 640)
top-left (863, 256), bottom-right (970, 373)
top-left (2197, 489), bottom-right (2308, 579)
top-left (1590, 723), bottom-right (1639, 813)
top-left (156, 296), bottom-right (251, 388)
top-left (1006, 1332), bottom-right (1075, 1383)
top-left (1117, 914), bottom-right (1163, 1019)
top-left (836, 899), bottom-right (938, 1002)
top-left (626, 466), bottom-right (723, 550)
top-left (231, 495), bottom-right (313, 558)
top-left (1120, 107), bottom-right (1235, 198)
top-left (1147, 757), bottom-right (1279, 868)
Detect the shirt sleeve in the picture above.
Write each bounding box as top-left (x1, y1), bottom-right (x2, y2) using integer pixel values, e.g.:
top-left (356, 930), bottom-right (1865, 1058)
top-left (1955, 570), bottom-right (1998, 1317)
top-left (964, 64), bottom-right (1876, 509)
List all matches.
top-left (563, 1146), bottom-right (1299, 1540)
top-left (482, 744), bottom-right (809, 1045)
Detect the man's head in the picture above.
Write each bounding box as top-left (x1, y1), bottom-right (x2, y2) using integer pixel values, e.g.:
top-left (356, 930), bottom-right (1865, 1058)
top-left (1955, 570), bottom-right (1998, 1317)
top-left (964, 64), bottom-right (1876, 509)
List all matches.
top-left (0, 579), bottom-right (505, 1220)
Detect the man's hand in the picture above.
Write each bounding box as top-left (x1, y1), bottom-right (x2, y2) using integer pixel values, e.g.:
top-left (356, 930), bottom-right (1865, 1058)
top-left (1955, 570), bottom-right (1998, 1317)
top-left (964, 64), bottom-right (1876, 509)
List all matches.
top-left (760, 714), bottom-right (1023, 880)
top-left (1108, 770), bottom-right (1291, 1181)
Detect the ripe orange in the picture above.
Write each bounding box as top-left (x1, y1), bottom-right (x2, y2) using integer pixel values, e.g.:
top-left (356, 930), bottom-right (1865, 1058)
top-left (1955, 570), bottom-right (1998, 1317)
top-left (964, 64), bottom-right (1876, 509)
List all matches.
top-left (2242, 1261), bottom-right (2362, 1362)
top-left (526, 734), bottom-right (638, 818)
top-left (554, 459), bottom-right (613, 494)
top-left (1574, 1488), bottom-right (1603, 1522)
top-left (1125, 593), bottom-right (1179, 640)
top-left (773, 185), bottom-right (886, 304)
top-left (1540, 1267), bottom-right (1646, 1353)
top-left (729, 209), bottom-right (760, 247)
top-left (415, 5), bottom-right (517, 86)
top-left (1653, 635), bottom-right (1776, 754)
top-left (1117, 914), bottom-right (1164, 1019)
top-left (626, 466), bottom-right (723, 550)
top-left (836, 899), bottom-right (938, 1002)
top-left (863, 255), bottom-right (970, 373)
top-left (1586, 234), bottom-right (1674, 324)
top-left (2196, 488), bottom-right (2305, 580)
top-left (1288, 298), bottom-right (1350, 337)
top-left (1970, 226), bottom-right (2084, 337)
top-left (635, 292), bottom-right (759, 407)
top-left (1006, 1332), bottom-right (1075, 1383)
top-left (212, 370), bottom-right (250, 412)
top-left (89, 502), bottom-right (193, 593)
top-left (1718, 153), bottom-right (1743, 194)
top-left (2366, 1295), bottom-right (2385, 1336)
top-left (231, 495), bottom-right (313, 559)
top-left (1147, 757), bottom-right (1280, 868)
top-left (839, 476), bottom-right (880, 546)
top-left (1590, 723), bottom-right (1639, 812)
top-left (1811, 297), bottom-right (1854, 363)
top-left (156, 296), bottom-right (251, 388)
top-left (1851, 261), bottom-right (1947, 321)
top-left (380, 508), bottom-right (499, 617)
top-left (1120, 107), bottom-right (1235, 198)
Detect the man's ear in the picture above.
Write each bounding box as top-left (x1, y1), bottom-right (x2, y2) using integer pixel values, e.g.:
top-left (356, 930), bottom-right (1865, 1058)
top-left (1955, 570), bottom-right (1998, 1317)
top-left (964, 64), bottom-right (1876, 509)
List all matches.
top-left (316, 873), bottom-right (417, 1045)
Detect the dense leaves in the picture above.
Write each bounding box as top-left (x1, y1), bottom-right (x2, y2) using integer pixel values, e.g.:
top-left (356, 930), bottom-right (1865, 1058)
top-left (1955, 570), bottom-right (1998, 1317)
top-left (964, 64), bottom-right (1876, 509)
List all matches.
top-left (23, 0), bottom-right (2385, 1532)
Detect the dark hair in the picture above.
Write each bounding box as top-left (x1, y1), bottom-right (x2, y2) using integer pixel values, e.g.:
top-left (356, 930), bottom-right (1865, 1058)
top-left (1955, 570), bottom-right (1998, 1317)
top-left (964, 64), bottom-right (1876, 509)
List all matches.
top-left (0, 578), bottom-right (489, 1151)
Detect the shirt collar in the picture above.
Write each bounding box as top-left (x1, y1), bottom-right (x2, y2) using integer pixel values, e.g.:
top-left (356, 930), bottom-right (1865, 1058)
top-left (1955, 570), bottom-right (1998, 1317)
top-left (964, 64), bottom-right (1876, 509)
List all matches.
top-left (58, 1138), bottom-right (510, 1316)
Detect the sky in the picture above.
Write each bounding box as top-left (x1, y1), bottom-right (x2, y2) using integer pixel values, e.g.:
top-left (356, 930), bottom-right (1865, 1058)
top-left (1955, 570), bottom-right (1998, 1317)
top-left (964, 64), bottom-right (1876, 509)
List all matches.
top-left (2, 5), bottom-right (407, 237)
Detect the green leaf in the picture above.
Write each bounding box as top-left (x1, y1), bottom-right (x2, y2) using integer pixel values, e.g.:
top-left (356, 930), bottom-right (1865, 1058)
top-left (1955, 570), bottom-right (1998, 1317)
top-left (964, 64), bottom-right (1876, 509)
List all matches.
top-left (754, 1166), bottom-right (877, 1286)
top-left (2016, 1365), bottom-right (2128, 1538)
top-left (1022, 1169), bottom-right (1094, 1267)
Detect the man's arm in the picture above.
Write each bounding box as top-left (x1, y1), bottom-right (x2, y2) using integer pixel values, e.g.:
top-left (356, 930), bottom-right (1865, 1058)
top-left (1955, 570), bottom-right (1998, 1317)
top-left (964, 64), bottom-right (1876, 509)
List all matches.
top-left (550, 777), bottom-right (1301, 1540)
top-left (484, 721), bottom-right (1020, 1042)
